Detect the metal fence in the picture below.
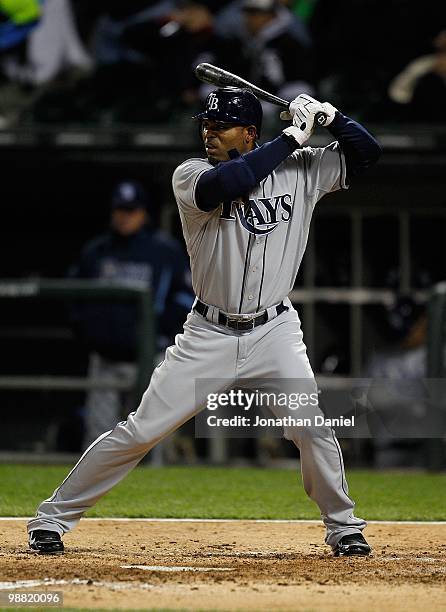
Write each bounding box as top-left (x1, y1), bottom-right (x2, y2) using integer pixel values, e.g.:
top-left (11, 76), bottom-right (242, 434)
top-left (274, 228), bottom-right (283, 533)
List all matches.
top-left (0, 278), bottom-right (155, 404)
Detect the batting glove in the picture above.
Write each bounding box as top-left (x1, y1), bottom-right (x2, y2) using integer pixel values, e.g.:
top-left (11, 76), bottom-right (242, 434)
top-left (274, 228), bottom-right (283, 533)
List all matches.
top-left (280, 95), bottom-right (338, 126)
top-left (319, 101), bottom-right (337, 126)
top-left (281, 94), bottom-right (325, 146)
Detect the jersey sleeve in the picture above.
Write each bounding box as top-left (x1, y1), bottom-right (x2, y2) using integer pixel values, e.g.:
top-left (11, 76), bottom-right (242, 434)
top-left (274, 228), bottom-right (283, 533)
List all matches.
top-left (172, 158), bottom-right (213, 214)
top-left (292, 141), bottom-right (348, 205)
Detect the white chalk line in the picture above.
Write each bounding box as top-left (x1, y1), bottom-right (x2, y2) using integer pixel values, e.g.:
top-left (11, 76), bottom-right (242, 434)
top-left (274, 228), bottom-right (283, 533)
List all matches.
top-left (1, 517), bottom-right (445, 525)
top-left (1, 558), bottom-right (444, 593)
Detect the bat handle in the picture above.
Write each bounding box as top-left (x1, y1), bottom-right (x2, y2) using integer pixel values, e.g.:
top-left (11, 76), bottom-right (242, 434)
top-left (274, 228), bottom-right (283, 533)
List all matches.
top-left (314, 111), bottom-right (328, 127)
top-left (282, 109), bottom-right (329, 127)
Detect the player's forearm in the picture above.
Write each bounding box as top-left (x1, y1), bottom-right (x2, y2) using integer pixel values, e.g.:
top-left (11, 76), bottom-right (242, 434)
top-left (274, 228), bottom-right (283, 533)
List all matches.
top-left (196, 135), bottom-right (298, 211)
top-left (327, 112), bottom-right (382, 179)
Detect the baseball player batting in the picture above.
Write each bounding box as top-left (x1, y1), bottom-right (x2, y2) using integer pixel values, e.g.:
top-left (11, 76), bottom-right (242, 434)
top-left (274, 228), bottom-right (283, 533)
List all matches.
top-left (28, 89), bottom-right (381, 557)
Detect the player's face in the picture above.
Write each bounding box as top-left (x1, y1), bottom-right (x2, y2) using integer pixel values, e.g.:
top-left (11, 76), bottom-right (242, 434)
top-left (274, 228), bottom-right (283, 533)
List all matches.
top-left (111, 208), bottom-right (147, 236)
top-left (201, 119), bottom-right (256, 164)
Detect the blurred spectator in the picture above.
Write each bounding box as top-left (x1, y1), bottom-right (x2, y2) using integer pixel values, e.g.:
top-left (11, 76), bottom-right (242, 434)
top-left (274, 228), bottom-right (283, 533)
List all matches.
top-left (0, 0), bottom-right (41, 51)
top-left (120, 0), bottom-right (244, 116)
top-left (91, 1), bottom-right (175, 65)
top-left (243, 0), bottom-right (313, 104)
top-left (215, 0), bottom-right (313, 112)
top-left (38, 0), bottom-right (238, 123)
top-left (388, 30), bottom-right (446, 122)
top-left (5, 0), bottom-right (92, 85)
top-left (309, 0), bottom-right (443, 117)
top-left (70, 180), bottom-right (193, 448)
top-left (363, 296), bottom-right (427, 467)
top-left (0, 0), bottom-right (42, 125)
top-left (141, 0), bottom-right (239, 112)
top-left (216, 0), bottom-right (311, 45)
top-left (20, 1), bottom-right (170, 123)
top-left (0, 0), bottom-right (92, 125)
top-left (2, 0), bottom-right (443, 126)
top-left (280, 0), bottom-right (320, 24)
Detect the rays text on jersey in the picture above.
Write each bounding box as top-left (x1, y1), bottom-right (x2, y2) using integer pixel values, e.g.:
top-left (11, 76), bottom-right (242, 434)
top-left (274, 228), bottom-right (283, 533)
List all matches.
top-left (220, 194), bottom-right (292, 235)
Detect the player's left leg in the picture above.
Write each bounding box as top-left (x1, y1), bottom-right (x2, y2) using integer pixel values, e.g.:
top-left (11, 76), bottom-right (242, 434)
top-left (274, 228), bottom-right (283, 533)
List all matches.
top-left (238, 307), bottom-right (370, 556)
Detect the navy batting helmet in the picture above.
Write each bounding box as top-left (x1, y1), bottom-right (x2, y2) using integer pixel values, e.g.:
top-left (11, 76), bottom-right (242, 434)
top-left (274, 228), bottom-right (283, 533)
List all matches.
top-left (194, 87), bottom-right (263, 138)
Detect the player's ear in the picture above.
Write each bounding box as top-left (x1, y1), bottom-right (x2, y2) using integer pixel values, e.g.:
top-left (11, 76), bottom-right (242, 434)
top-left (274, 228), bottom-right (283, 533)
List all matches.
top-left (246, 126), bottom-right (256, 143)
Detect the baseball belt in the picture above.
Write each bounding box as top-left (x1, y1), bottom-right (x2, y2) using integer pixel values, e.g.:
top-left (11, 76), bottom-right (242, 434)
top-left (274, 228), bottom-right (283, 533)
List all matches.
top-left (194, 299), bottom-right (288, 331)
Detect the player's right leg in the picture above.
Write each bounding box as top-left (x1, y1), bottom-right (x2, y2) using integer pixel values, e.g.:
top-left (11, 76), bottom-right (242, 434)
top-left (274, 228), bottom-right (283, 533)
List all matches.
top-left (27, 312), bottom-right (238, 550)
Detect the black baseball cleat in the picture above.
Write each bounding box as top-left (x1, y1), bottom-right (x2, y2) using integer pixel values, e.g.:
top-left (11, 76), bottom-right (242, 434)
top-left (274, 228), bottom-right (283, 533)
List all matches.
top-left (29, 530), bottom-right (64, 555)
top-left (334, 533), bottom-right (371, 557)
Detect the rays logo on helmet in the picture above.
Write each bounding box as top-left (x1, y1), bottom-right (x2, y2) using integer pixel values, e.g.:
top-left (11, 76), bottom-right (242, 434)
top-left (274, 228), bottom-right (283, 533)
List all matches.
top-left (220, 194), bottom-right (293, 236)
top-left (207, 93), bottom-right (219, 111)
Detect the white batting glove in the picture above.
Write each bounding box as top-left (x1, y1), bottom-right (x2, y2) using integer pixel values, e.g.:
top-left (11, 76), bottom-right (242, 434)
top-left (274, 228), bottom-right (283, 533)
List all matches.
top-left (280, 95), bottom-right (338, 128)
top-left (279, 93), bottom-right (323, 120)
top-left (319, 101), bottom-right (337, 126)
top-left (281, 94), bottom-right (325, 146)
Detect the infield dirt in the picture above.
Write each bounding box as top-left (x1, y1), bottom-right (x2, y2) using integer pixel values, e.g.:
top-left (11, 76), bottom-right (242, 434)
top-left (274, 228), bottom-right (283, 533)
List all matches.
top-left (2, 520), bottom-right (446, 611)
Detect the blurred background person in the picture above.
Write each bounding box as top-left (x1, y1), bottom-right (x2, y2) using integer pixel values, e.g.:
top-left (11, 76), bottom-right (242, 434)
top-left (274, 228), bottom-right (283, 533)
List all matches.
top-left (0, 0), bottom-right (41, 50)
top-left (0, 0), bottom-right (92, 125)
top-left (363, 296), bottom-right (427, 468)
top-left (90, 0), bottom-right (175, 66)
top-left (388, 29), bottom-right (446, 122)
top-left (0, 0), bottom-right (42, 126)
top-left (48, 0), bottom-right (238, 123)
top-left (27, 0), bottom-right (170, 123)
top-left (70, 180), bottom-right (193, 448)
top-left (308, 0), bottom-right (442, 118)
top-left (116, 0), bottom-right (240, 117)
top-left (281, 0), bottom-right (320, 23)
top-left (215, 0), bottom-right (313, 117)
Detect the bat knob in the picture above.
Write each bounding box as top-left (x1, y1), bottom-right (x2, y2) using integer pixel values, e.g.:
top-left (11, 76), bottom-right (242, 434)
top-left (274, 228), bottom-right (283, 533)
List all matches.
top-left (315, 111), bottom-right (328, 127)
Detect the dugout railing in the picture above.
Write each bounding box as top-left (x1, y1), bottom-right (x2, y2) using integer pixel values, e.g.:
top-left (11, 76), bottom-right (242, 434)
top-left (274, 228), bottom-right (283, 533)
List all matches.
top-left (0, 278), bottom-right (155, 406)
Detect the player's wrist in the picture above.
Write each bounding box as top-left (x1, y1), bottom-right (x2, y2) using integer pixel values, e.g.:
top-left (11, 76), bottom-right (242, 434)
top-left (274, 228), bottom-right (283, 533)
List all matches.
top-left (280, 131), bottom-right (302, 150)
top-left (320, 102), bottom-right (337, 126)
top-left (282, 126), bottom-right (308, 147)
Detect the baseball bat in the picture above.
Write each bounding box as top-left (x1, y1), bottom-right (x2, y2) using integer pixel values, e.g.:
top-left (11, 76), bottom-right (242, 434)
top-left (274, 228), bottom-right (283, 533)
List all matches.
top-left (195, 63), bottom-right (327, 127)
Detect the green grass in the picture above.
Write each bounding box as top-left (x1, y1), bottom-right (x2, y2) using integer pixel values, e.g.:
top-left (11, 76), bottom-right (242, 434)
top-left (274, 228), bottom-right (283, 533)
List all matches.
top-left (1, 465), bottom-right (445, 521)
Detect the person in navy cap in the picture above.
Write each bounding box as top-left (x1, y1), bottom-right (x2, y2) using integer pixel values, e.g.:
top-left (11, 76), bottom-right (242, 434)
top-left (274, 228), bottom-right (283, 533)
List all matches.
top-left (71, 180), bottom-right (194, 448)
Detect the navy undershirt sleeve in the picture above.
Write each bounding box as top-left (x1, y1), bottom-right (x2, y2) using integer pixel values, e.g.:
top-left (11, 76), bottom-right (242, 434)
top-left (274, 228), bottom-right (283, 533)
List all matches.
top-left (196, 135), bottom-right (298, 212)
top-left (327, 111), bottom-right (382, 181)
top-left (195, 113), bottom-right (382, 211)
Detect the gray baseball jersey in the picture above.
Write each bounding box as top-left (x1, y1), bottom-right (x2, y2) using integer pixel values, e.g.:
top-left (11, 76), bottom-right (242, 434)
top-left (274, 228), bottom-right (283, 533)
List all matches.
top-left (173, 143), bottom-right (346, 313)
top-left (28, 140), bottom-right (366, 551)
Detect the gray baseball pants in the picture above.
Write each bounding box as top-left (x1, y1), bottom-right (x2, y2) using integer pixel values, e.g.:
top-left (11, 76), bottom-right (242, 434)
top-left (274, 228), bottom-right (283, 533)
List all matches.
top-left (28, 306), bottom-right (366, 548)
